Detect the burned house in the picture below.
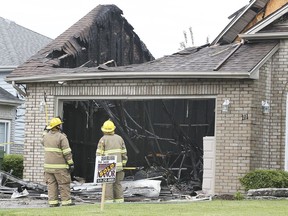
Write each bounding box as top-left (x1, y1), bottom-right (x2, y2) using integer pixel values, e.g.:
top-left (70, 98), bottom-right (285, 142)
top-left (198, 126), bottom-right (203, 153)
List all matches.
top-left (5, 0), bottom-right (288, 195)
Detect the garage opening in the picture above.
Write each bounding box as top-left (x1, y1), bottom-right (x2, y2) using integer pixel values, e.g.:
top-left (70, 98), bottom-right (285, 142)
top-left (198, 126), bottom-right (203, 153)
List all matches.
top-left (61, 98), bottom-right (215, 190)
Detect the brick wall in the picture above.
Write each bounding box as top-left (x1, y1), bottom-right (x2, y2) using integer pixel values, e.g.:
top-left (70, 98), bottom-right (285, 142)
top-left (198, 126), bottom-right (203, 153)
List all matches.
top-left (24, 79), bottom-right (253, 192)
top-left (23, 40), bottom-right (288, 193)
top-left (268, 40), bottom-right (288, 169)
top-left (23, 85), bottom-right (54, 183)
top-left (214, 80), bottom-right (254, 193)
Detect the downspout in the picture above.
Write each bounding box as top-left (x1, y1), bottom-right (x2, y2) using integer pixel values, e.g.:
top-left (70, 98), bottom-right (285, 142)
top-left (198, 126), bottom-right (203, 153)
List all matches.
top-left (213, 39), bottom-right (245, 71)
top-left (280, 81), bottom-right (288, 170)
top-left (12, 81), bottom-right (28, 97)
top-left (267, 59), bottom-right (272, 168)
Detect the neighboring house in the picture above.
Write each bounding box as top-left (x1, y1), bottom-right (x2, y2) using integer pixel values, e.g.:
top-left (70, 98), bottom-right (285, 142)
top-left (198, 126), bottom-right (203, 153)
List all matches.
top-left (0, 87), bottom-right (22, 154)
top-left (0, 17), bottom-right (52, 154)
top-left (5, 0), bottom-right (288, 195)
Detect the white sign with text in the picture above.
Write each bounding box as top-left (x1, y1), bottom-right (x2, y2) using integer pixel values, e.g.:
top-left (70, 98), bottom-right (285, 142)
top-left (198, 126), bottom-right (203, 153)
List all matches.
top-left (94, 155), bottom-right (117, 183)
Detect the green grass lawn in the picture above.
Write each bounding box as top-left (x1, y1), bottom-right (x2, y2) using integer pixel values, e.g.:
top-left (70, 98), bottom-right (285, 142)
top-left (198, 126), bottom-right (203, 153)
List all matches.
top-left (0, 200), bottom-right (288, 216)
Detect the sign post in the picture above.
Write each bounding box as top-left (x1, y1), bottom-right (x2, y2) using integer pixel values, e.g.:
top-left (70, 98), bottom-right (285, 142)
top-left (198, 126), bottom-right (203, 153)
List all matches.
top-left (100, 183), bottom-right (106, 211)
top-left (94, 155), bottom-right (117, 211)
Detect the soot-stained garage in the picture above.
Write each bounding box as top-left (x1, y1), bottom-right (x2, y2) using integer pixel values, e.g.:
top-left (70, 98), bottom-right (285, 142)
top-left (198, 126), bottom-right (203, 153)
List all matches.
top-left (62, 98), bottom-right (215, 188)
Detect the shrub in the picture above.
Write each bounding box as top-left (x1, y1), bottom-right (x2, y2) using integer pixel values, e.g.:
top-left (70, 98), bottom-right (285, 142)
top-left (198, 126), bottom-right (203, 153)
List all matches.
top-left (2, 154), bottom-right (24, 179)
top-left (239, 169), bottom-right (288, 191)
top-left (234, 191), bottom-right (244, 200)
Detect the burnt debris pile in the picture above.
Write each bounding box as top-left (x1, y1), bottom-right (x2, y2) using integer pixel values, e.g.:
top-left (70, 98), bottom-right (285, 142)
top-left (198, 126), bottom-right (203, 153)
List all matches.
top-left (63, 99), bottom-right (215, 198)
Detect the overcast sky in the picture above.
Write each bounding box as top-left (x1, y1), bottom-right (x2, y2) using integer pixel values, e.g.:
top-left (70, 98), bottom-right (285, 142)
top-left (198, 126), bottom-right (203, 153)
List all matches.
top-left (1, 0), bottom-right (249, 58)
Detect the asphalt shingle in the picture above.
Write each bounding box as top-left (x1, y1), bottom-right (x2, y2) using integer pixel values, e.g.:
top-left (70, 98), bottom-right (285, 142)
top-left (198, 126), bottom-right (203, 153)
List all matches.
top-left (0, 17), bottom-right (52, 66)
top-left (0, 86), bottom-right (22, 104)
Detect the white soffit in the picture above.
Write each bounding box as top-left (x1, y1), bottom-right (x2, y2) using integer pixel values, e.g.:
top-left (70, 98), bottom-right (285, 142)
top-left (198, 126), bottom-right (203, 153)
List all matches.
top-left (211, 0), bottom-right (256, 45)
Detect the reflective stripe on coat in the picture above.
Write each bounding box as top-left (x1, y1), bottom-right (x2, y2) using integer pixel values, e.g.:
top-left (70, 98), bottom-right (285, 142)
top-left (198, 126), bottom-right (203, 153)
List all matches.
top-left (42, 130), bottom-right (74, 172)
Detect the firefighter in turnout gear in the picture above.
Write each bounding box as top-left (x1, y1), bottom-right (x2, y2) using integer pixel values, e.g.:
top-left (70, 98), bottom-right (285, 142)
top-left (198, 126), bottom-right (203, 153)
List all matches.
top-left (42, 117), bottom-right (74, 207)
top-left (96, 119), bottom-right (128, 203)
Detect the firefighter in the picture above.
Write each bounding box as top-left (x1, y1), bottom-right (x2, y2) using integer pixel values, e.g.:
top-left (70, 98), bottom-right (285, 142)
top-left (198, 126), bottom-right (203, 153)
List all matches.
top-left (42, 117), bottom-right (74, 207)
top-left (96, 119), bottom-right (128, 203)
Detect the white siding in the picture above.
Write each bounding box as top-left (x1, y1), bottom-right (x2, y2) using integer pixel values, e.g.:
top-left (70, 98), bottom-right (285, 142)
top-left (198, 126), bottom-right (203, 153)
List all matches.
top-left (0, 71), bottom-right (25, 152)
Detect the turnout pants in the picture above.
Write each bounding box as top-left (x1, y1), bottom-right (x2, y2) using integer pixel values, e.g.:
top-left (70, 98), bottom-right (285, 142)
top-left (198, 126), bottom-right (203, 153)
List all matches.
top-left (44, 169), bottom-right (72, 205)
top-left (105, 170), bottom-right (125, 203)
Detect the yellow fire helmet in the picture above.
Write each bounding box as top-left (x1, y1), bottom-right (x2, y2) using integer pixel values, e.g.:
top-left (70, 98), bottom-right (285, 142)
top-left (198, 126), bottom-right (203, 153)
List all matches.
top-left (47, 117), bottom-right (63, 129)
top-left (101, 119), bottom-right (116, 133)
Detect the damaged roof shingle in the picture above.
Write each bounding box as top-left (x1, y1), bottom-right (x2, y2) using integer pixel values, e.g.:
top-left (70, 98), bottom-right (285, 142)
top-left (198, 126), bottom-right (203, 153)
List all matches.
top-left (4, 3), bottom-right (280, 83)
top-left (6, 40), bottom-right (279, 82)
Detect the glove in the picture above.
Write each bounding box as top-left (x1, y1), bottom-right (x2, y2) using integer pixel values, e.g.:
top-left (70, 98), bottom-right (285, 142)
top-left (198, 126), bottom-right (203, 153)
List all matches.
top-left (42, 126), bottom-right (49, 136)
top-left (68, 164), bottom-right (74, 173)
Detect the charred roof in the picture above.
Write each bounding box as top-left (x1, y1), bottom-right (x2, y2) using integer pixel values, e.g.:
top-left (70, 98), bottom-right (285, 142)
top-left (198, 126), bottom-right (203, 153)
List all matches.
top-left (7, 4), bottom-right (154, 80)
top-left (6, 1), bottom-right (288, 84)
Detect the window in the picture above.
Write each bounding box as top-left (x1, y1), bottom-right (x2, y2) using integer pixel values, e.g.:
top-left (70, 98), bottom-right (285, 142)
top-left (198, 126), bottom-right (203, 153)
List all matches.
top-left (0, 120), bottom-right (11, 154)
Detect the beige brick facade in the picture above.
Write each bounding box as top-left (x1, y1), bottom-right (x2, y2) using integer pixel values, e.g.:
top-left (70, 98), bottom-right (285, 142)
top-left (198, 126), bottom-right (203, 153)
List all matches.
top-left (23, 40), bottom-right (288, 194)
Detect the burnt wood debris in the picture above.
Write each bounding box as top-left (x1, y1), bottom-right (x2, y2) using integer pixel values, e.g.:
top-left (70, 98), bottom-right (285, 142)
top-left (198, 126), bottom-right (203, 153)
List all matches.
top-left (62, 98), bottom-right (214, 199)
top-left (0, 99), bottom-right (215, 201)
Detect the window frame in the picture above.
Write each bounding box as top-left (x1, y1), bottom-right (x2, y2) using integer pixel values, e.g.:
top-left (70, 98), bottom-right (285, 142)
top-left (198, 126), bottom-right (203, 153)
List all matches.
top-left (0, 120), bottom-right (11, 154)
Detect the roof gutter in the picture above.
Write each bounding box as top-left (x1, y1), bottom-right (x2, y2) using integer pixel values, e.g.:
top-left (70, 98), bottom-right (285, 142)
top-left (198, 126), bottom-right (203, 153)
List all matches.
top-left (0, 66), bottom-right (17, 72)
top-left (0, 99), bottom-right (23, 106)
top-left (5, 71), bottom-right (255, 84)
top-left (239, 32), bottom-right (288, 40)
